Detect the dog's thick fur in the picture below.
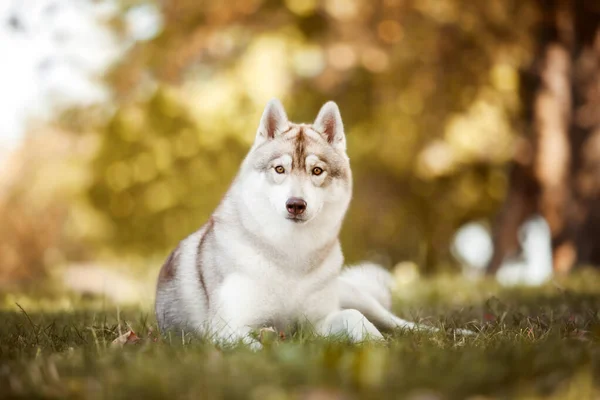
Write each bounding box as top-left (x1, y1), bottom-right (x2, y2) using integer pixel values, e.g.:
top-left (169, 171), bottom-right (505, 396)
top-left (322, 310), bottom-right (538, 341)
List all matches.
top-left (155, 100), bottom-right (470, 348)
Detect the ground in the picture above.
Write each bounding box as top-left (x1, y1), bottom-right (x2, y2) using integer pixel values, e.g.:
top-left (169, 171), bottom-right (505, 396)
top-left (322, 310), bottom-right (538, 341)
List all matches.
top-left (1, 270), bottom-right (599, 399)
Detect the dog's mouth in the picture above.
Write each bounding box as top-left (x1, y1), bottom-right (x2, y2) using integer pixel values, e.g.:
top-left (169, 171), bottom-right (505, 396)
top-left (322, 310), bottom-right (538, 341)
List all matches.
top-left (286, 215), bottom-right (307, 223)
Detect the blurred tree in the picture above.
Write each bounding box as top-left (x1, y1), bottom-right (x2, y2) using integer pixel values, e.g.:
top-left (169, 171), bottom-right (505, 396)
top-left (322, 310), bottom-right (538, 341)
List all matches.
top-left (487, 0), bottom-right (600, 275)
top-left (0, 128), bottom-right (97, 285)
top-left (88, 88), bottom-right (248, 253)
top-left (72, 0), bottom-right (539, 270)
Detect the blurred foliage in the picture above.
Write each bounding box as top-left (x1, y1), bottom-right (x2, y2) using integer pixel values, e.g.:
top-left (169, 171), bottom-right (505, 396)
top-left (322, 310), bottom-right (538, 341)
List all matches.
top-left (88, 88), bottom-right (248, 253)
top-left (0, 129), bottom-right (100, 285)
top-left (78, 0), bottom-right (541, 268)
top-left (0, 0), bottom-right (543, 279)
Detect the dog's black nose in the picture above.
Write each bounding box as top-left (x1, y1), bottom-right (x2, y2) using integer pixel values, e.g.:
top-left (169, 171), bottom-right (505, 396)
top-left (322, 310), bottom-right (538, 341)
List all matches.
top-left (286, 197), bottom-right (307, 216)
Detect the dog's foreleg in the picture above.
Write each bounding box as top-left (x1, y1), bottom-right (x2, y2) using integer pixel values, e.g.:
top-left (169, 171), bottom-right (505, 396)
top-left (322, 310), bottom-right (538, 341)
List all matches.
top-left (209, 317), bottom-right (262, 350)
top-left (316, 309), bottom-right (384, 342)
top-left (209, 274), bottom-right (264, 350)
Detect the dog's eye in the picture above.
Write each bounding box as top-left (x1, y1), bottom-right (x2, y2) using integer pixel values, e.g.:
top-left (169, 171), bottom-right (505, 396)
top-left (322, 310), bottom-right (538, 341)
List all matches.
top-left (312, 167), bottom-right (323, 176)
top-left (274, 166), bottom-right (285, 174)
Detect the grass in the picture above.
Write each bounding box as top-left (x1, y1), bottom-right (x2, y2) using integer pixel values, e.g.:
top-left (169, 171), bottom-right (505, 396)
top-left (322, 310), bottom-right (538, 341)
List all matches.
top-left (1, 270), bottom-right (600, 399)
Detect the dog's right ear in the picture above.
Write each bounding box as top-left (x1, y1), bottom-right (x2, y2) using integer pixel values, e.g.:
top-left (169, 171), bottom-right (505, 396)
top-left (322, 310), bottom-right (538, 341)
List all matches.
top-left (255, 98), bottom-right (289, 145)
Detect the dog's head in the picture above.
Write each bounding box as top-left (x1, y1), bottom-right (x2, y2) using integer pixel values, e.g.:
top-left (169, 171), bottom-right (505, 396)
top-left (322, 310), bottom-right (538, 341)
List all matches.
top-left (238, 99), bottom-right (352, 232)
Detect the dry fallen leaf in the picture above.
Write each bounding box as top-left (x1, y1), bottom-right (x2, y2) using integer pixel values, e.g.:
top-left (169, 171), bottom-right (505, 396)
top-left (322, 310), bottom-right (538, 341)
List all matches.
top-left (111, 330), bottom-right (141, 348)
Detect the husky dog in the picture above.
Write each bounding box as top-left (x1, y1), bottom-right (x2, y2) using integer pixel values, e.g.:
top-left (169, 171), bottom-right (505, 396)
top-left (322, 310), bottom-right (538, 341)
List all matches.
top-left (155, 99), bottom-right (471, 348)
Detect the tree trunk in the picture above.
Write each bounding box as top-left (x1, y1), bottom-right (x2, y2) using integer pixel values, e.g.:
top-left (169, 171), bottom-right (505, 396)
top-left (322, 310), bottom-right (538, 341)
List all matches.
top-left (488, 0), bottom-right (600, 274)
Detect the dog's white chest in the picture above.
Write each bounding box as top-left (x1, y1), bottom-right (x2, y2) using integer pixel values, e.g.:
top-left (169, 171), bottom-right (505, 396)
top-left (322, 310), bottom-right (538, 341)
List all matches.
top-left (228, 257), bottom-right (338, 331)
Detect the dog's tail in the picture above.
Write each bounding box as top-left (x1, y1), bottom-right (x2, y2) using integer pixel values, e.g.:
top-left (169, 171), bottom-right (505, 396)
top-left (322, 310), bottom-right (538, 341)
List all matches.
top-left (339, 262), bottom-right (396, 311)
top-left (338, 262), bottom-right (474, 335)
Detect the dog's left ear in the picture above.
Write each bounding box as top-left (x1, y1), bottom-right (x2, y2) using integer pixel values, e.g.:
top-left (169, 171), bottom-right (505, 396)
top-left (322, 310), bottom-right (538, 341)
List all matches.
top-left (313, 101), bottom-right (345, 151)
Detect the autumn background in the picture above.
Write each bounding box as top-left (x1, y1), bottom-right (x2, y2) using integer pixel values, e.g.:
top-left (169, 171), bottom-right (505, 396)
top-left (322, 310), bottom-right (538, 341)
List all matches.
top-left (1, 1), bottom-right (600, 398)
top-left (2, 0), bottom-right (599, 291)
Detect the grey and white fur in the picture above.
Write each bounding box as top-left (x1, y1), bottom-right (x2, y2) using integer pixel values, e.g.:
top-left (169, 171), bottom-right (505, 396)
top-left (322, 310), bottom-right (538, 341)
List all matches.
top-left (155, 99), bottom-right (472, 348)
